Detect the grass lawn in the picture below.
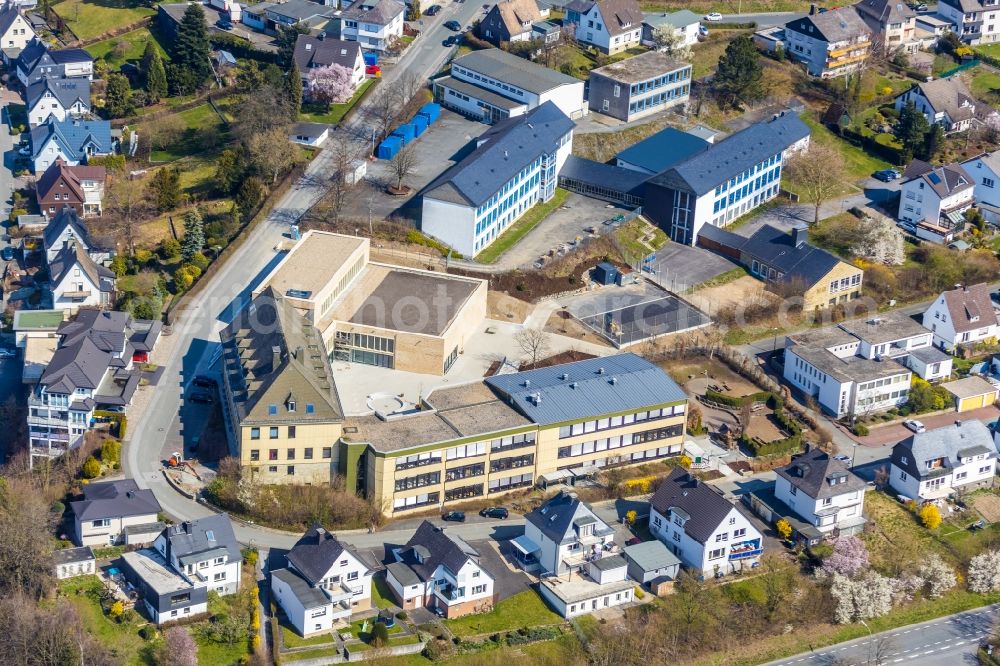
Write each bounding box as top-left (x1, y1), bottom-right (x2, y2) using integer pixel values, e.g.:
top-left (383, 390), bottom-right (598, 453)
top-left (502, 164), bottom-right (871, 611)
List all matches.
top-left (284, 646), bottom-right (341, 661)
top-left (690, 32), bottom-right (750, 79)
top-left (444, 590), bottom-right (563, 637)
top-left (475, 188), bottom-right (570, 264)
top-left (794, 114), bottom-right (889, 191)
top-left (55, 577), bottom-right (148, 662)
top-left (300, 78), bottom-right (377, 125)
top-left (372, 574), bottom-right (398, 609)
top-left (195, 634), bottom-right (250, 666)
top-left (86, 26), bottom-right (168, 67)
top-left (689, 266), bottom-right (749, 292)
top-left (148, 104), bottom-right (228, 162)
top-left (281, 624), bottom-right (334, 649)
top-left (968, 70), bottom-right (1000, 108)
top-left (614, 217), bottom-right (668, 263)
top-left (933, 53), bottom-right (958, 77)
top-left (53, 0), bottom-right (157, 41)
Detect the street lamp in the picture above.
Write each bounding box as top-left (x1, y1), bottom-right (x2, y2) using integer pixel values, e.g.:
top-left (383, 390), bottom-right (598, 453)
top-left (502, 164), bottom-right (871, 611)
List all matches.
top-left (860, 619), bottom-right (873, 665)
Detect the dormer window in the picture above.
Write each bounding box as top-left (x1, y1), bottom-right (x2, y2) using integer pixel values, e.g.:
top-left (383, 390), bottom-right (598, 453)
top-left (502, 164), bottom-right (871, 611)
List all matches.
top-left (288, 400), bottom-right (296, 412)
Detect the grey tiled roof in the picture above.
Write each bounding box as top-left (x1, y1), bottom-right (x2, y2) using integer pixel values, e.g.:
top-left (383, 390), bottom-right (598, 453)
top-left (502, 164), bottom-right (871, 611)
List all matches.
top-left (485, 352), bottom-right (687, 426)
top-left (892, 420), bottom-right (996, 479)
top-left (642, 9), bottom-right (701, 30)
top-left (287, 527), bottom-right (370, 586)
top-left (524, 490), bottom-right (612, 545)
top-left (386, 561), bottom-right (420, 587)
top-left (623, 539), bottom-right (680, 571)
top-left (272, 567), bottom-right (329, 608)
top-left (394, 521), bottom-right (488, 583)
top-left (902, 160), bottom-right (973, 199)
top-left (450, 48), bottom-right (579, 95)
top-left (43, 206), bottom-right (94, 251)
top-left (934, 283), bottom-right (998, 334)
top-left (593, 0), bottom-right (644, 37)
top-left (775, 448), bottom-right (867, 500)
top-left (341, 0), bottom-right (404, 25)
top-left (786, 6), bottom-right (871, 43)
top-left (292, 34), bottom-right (361, 72)
top-left (49, 241), bottom-right (115, 293)
top-left (70, 479), bottom-right (161, 522)
top-left (900, 76), bottom-right (979, 124)
top-left (854, 0), bottom-right (915, 26)
top-left (650, 469), bottom-right (739, 543)
top-left (162, 515), bottom-right (242, 566)
top-left (26, 77), bottom-right (90, 114)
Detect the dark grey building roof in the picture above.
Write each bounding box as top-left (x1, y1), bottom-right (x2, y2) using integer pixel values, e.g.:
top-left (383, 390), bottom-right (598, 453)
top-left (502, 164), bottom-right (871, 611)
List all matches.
top-left (292, 34), bottom-right (361, 72)
top-left (69, 479), bottom-right (161, 522)
top-left (590, 553), bottom-right (627, 571)
top-left (902, 160), bottom-right (973, 199)
top-left (450, 48), bottom-right (579, 95)
top-left (775, 447), bottom-right (867, 500)
top-left (49, 241), bottom-right (115, 293)
top-left (341, 0), bottom-right (404, 25)
top-left (53, 545), bottom-right (95, 565)
top-left (422, 101), bottom-right (574, 207)
top-left (386, 561), bottom-right (421, 587)
top-left (50, 48), bottom-right (91, 64)
top-left (647, 112), bottom-right (810, 196)
top-left (434, 75), bottom-right (524, 110)
top-left (26, 77), bottom-right (90, 114)
top-left (650, 469), bottom-right (737, 543)
top-left (854, 0), bottom-right (916, 27)
top-left (161, 514), bottom-right (242, 566)
top-left (614, 127), bottom-right (710, 174)
top-left (287, 526), bottom-right (370, 586)
top-left (524, 490), bottom-right (613, 545)
top-left (272, 567), bottom-right (329, 608)
top-left (43, 206), bottom-right (94, 251)
top-left (909, 345), bottom-right (952, 364)
top-left (623, 539), bottom-right (680, 571)
top-left (0, 4), bottom-right (24, 37)
top-left (785, 6), bottom-right (871, 43)
top-left (123, 521), bottom-right (166, 536)
top-left (485, 352), bottom-right (686, 425)
top-left (559, 155), bottom-right (650, 196)
top-left (892, 420), bottom-right (996, 480)
top-left (393, 521), bottom-right (487, 582)
top-left (291, 122), bottom-right (331, 139)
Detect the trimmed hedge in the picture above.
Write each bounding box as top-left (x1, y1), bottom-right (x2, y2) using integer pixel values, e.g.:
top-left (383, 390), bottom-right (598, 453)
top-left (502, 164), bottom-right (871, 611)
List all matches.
top-left (210, 33), bottom-right (279, 64)
top-left (93, 410), bottom-right (127, 438)
top-left (747, 433), bottom-right (802, 457)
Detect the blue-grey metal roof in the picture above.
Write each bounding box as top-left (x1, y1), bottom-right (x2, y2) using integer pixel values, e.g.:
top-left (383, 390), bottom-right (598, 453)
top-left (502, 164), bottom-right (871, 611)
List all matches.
top-left (892, 420), bottom-right (997, 480)
top-left (31, 118), bottom-right (113, 161)
top-left (642, 9), bottom-right (700, 29)
top-left (615, 127), bottom-right (710, 174)
top-left (271, 568), bottom-right (330, 609)
top-left (648, 112), bottom-right (810, 195)
top-left (559, 155), bottom-right (649, 195)
top-left (485, 352), bottom-right (686, 425)
top-left (451, 48), bottom-right (579, 95)
top-left (26, 78), bottom-right (90, 114)
top-left (422, 102), bottom-right (574, 208)
top-left (623, 540), bottom-right (681, 572)
top-left (524, 490), bottom-right (612, 545)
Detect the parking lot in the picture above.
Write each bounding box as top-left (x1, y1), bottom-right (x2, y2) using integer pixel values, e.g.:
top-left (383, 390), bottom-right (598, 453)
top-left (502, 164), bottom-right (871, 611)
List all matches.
top-left (646, 242), bottom-right (739, 293)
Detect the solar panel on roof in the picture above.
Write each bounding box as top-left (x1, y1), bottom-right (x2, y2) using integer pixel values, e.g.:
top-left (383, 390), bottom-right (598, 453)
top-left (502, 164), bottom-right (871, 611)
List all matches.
top-left (928, 173), bottom-right (941, 184)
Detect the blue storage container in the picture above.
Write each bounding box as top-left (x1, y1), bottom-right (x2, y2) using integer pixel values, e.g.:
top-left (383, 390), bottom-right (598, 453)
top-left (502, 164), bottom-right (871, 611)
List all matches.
top-left (363, 51), bottom-right (379, 66)
top-left (418, 102), bottom-right (441, 124)
top-left (392, 123), bottom-right (416, 145)
top-left (376, 135), bottom-right (401, 160)
top-left (411, 114), bottom-right (428, 136)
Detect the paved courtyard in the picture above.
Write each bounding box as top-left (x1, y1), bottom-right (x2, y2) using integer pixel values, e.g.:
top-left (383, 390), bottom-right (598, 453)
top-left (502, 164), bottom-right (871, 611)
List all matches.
top-left (645, 242), bottom-right (739, 293)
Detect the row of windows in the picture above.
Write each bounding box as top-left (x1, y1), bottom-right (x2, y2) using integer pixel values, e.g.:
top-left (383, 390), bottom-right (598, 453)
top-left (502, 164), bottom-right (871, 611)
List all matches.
top-left (320, 255), bottom-right (364, 317)
top-left (628, 85), bottom-right (689, 114)
top-left (393, 492), bottom-right (439, 510)
top-left (714, 154), bottom-right (781, 196)
top-left (829, 274), bottom-right (862, 293)
top-left (453, 66), bottom-right (527, 99)
top-left (395, 433), bottom-right (537, 474)
top-left (448, 441), bottom-right (487, 461)
top-left (445, 462), bottom-right (485, 482)
top-left (445, 483), bottom-right (484, 501)
top-left (249, 446), bottom-right (331, 462)
top-left (250, 425), bottom-right (296, 440)
top-left (713, 165), bottom-right (781, 213)
top-left (557, 406), bottom-right (683, 439)
top-left (488, 472), bottom-right (533, 492)
top-left (475, 172), bottom-right (541, 236)
top-left (335, 331), bottom-right (395, 354)
top-left (558, 424), bottom-right (682, 459)
top-left (627, 68), bottom-right (690, 95)
top-left (396, 451), bottom-right (443, 471)
top-left (395, 471), bottom-right (440, 492)
top-left (557, 445), bottom-right (679, 471)
top-left (490, 453), bottom-right (534, 473)
top-left (857, 374), bottom-right (907, 392)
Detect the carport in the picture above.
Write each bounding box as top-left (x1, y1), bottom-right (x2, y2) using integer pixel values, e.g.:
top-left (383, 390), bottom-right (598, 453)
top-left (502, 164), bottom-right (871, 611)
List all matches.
top-left (510, 535), bottom-right (540, 571)
top-left (539, 469), bottom-right (573, 489)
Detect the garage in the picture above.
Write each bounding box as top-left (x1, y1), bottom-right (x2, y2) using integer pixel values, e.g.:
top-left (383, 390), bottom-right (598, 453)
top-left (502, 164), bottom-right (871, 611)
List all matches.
top-left (943, 376), bottom-right (1000, 413)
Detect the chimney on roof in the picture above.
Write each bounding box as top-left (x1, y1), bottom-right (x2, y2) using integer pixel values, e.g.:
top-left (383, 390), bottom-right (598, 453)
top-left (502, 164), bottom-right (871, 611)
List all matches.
top-left (809, 2), bottom-right (816, 13)
top-left (791, 223), bottom-right (808, 248)
top-left (319, 32), bottom-right (326, 40)
top-left (272, 346), bottom-right (282, 371)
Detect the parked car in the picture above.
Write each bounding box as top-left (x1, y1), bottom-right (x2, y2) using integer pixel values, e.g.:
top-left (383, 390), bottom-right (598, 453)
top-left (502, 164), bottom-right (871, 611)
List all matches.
top-left (625, 536), bottom-right (642, 546)
top-left (442, 34), bottom-right (462, 46)
top-left (873, 168), bottom-right (900, 182)
top-left (426, 3), bottom-right (441, 14)
top-left (479, 507), bottom-right (509, 519)
top-left (216, 18), bottom-right (233, 30)
top-left (833, 454), bottom-right (852, 464)
top-left (17, 145), bottom-right (31, 156)
top-left (442, 511), bottom-right (465, 522)
top-left (903, 419), bottom-right (926, 434)
top-left (704, 12), bottom-right (723, 21)
top-left (445, 19), bottom-right (461, 30)
top-left (0, 246), bottom-right (13, 261)
top-left (189, 391), bottom-right (215, 405)
top-left (916, 3), bottom-right (928, 10)
top-left (192, 375), bottom-right (217, 388)
top-left (433, 606), bottom-right (446, 618)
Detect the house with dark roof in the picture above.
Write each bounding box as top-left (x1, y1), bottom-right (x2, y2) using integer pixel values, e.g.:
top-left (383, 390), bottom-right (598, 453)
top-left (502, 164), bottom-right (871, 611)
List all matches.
top-left (385, 521), bottom-right (496, 618)
top-left (520, 489), bottom-right (615, 575)
top-left (292, 34), bottom-right (364, 91)
top-left (153, 515), bottom-right (242, 596)
top-left (565, 0), bottom-right (643, 53)
top-left (54, 545), bottom-right (96, 579)
top-left (774, 447), bottom-right (867, 538)
top-left (36, 159), bottom-right (106, 217)
top-left (854, 0), bottom-right (920, 54)
top-left (897, 159), bottom-right (975, 243)
top-left (922, 283), bottom-right (1000, 351)
top-left (538, 549), bottom-right (634, 617)
top-left (15, 39), bottom-right (93, 86)
top-left (644, 112), bottom-right (810, 245)
top-left (69, 479), bottom-right (162, 546)
top-left (271, 526), bottom-right (375, 636)
top-left (30, 117), bottom-right (115, 173)
top-left (936, 0), bottom-right (1000, 45)
top-left (962, 150), bottom-right (1000, 223)
top-left (0, 3), bottom-right (37, 64)
top-left (697, 223), bottom-right (864, 310)
top-left (649, 468), bottom-right (763, 574)
top-left (895, 76), bottom-right (997, 134)
top-left (479, 0), bottom-right (543, 43)
top-left (42, 206), bottom-right (107, 263)
top-left (26, 73), bottom-right (90, 127)
top-left (890, 420), bottom-right (997, 499)
top-left (421, 101), bottom-right (575, 257)
top-left (338, 0), bottom-right (404, 52)
top-left (783, 6), bottom-right (872, 78)
top-left (28, 310), bottom-right (161, 466)
top-left (587, 50), bottom-right (691, 122)
top-left (49, 238), bottom-right (116, 311)
top-left (622, 539), bottom-right (680, 586)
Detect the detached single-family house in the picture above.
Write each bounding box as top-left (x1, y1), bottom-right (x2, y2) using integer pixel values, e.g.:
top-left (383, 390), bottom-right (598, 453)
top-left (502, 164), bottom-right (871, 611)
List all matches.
top-left (36, 159), bottom-right (106, 217)
top-left (292, 34), bottom-right (365, 90)
top-left (922, 283), bottom-right (1000, 351)
top-left (30, 118), bottom-right (115, 173)
top-left (774, 447), bottom-right (868, 537)
top-left (48, 239), bottom-right (116, 311)
top-left (0, 4), bottom-right (36, 64)
top-left (565, 0), bottom-right (644, 54)
top-left (121, 548), bottom-right (209, 624)
top-left (519, 489), bottom-right (616, 575)
top-left (963, 150), bottom-right (1000, 223)
top-left (895, 77), bottom-right (998, 134)
top-left (338, 0), bottom-right (405, 52)
top-left (897, 159), bottom-right (975, 243)
top-left (16, 40), bottom-right (93, 86)
top-left (153, 515), bottom-right (243, 597)
top-left (641, 9), bottom-right (701, 48)
top-left (25, 73), bottom-right (90, 127)
top-left (538, 553), bottom-right (635, 617)
top-left (69, 479), bottom-right (162, 547)
top-left (783, 7), bottom-right (872, 78)
top-left (385, 521), bottom-right (496, 618)
top-left (935, 0), bottom-right (1000, 45)
top-left (480, 0), bottom-right (543, 44)
top-left (54, 546), bottom-right (96, 579)
top-left (853, 0), bottom-right (919, 54)
top-left (890, 420), bottom-right (997, 500)
top-left (271, 526), bottom-right (375, 637)
top-left (650, 468), bottom-right (764, 575)
top-left (42, 205), bottom-right (108, 264)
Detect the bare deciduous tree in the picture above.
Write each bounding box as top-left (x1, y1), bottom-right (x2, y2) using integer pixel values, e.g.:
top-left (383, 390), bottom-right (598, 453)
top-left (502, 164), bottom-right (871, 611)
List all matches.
top-left (514, 327), bottom-right (551, 367)
top-left (104, 168), bottom-right (149, 256)
top-left (388, 145), bottom-right (418, 192)
top-left (368, 84), bottom-right (402, 144)
top-left (784, 143), bottom-right (848, 224)
top-left (327, 132), bottom-right (360, 225)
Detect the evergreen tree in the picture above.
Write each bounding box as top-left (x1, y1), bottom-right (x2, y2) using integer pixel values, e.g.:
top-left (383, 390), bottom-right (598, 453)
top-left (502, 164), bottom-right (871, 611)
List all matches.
top-left (713, 35), bottom-right (764, 110)
top-left (142, 42), bottom-right (168, 103)
top-left (215, 148), bottom-right (245, 196)
top-left (104, 73), bottom-right (133, 118)
top-left (848, 72), bottom-right (863, 116)
top-left (181, 208), bottom-right (205, 261)
top-left (276, 24), bottom-right (308, 69)
top-left (285, 64), bottom-right (303, 119)
top-left (923, 123), bottom-right (945, 161)
top-left (897, 100), bottom-right (930, 163)
top-left (151, 167), bottom-right (182, 211)
top-left (170, 4), bottom-right (212, 93)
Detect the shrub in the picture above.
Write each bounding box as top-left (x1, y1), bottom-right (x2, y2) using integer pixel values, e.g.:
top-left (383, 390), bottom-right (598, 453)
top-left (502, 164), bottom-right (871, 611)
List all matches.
top-left (919, 503), bottom-right (942, 530)
top-left (678, 454), bottom-right (692, 468)
top-left (396, 611), bottom-right (407, 620)
top-left (101, 439), bottom-right (122, 466)
top-left (370, 622), bottom-right (389, 647)
top-left (775, 518), bottom-right (793, 540)
top-left (634, 586), bottom-right (645, 600)
top-left (139, 625), bottom-right (157, 640)
top-left (968, 550), bottom-right (1000, 592)
top-left (625, 510), bottom-right (637, 525)
top-left (853, 423), bottom-right (870, 436)
top-left (189, 252), bottom-right (210, 271)
top-left (160, 238), bottom-right (181, 259)
top-left (109, 600), bottom-right (125, 621)
top-left (82, 456), bottom-right (102, 479)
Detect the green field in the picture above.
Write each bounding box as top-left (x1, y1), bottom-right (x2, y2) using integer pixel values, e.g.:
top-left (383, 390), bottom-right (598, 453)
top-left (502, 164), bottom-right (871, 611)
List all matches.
top-left (300, 78), bottom-right (378, 125)
top-left (148, 103), bottom-right (228, 162)
top-left (53, 0), bottom-right (157, 41)
top-left (86, 26), bottom-right (168, 67)
top-left (784, 114), bottom-right (891, 196)
top-left (444, 590), bottom-right (563, 637)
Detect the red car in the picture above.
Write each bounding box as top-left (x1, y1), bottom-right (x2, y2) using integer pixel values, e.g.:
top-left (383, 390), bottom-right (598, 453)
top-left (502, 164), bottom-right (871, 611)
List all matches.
top-left (626, 537), bottom-right (642, 546)
top-left (366, 64), bottom-right (382, 77)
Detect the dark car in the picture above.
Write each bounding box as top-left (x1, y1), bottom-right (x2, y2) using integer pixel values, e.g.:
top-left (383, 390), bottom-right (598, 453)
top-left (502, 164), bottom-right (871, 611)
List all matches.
top-left (425, 4), bottom-right (440, 14)
top-left (625, 536), bottom-right (642, 546)
top-left (445, 20), bottom-right (461, 30)
top-left (192, 375), bottom-right (217, 389)
top-left (873, 169), bottom-right (900, 182)
top-left (0, 246), bottom-right (13, 261)
top-left (189, 391), bottom-right (215, 404)
top-left (216, 18), bottom-right (233, 30)
top-left (442, 511), bottom-right (466, 522)
top-left (479, 507), bottom-right (509, 519)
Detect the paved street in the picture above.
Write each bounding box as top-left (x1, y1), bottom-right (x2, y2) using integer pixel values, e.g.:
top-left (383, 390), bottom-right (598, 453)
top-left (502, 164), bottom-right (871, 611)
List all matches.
top-left (765, 604), bottom-right (997, 666)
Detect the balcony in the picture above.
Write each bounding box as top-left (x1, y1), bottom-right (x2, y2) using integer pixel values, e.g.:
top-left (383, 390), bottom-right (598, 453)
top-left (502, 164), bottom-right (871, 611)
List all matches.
top-left (27, 413), bottom-right (71, 427)
top-left (61, 289), bottom-right (92, 300)
top-left (729, 538), bottom-right (763, 561)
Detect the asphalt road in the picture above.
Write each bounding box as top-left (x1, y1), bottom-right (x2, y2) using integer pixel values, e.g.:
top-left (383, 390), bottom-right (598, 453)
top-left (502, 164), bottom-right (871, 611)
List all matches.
top-left (765, 604), bottom-right (997, 666)
top-left (715, 11), bottom-right (805, 27)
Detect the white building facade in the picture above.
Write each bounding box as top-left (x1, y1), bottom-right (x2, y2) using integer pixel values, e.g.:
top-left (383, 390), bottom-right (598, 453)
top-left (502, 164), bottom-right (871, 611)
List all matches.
top-left (774, 449), bottom-right (867, 536)
top-left (890, 421), bottom-right (998, 499)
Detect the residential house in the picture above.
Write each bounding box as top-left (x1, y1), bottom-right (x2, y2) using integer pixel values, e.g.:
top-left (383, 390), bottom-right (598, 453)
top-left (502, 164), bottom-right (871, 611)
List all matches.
top-left (935, 0), bottom-right (1000, 44)
top-left (613, 126), bottom-right (710, 174)
top-left (854, 0), bottom-right (919, 54)
top-left (641, 9), bottom-right (701, 48)
top-left (261, 0), bottom-right (336, 32)
top-left (894, 77), bottom-right (998, 133)
top-left (35, 159), bottom-right (106, 217)
top-left (622, 540), bottom-right (681, 585)
top-left (433, 48), bottom-right (587, 124)
top-left (42, 205), bottom-right (109, 264)
top-left (48, 239), bottom-right (116, 311)
top-left (962, 150), bottom-right (1000, 223)
top-left (69, 479), bottom-right (162, 547)
top-left (565, 0), bottom-right (644, 54)
top-left (783, 7), bottom-right (873, 78)
top-left (649, 468), bottom-right (764, 574)
top-left (27, 310), bottom-right (161, 466)
top-left (338, 0), bottom-right (405, 52)
top-left (292, 34), bottom-right (365, 91)
top-left (385, 521), bottom-right (496, 618)
top-left (30, 117), bottom-right (114, 173)
top-left (643, 111), bottom-right (810, 245)
top-left (922, 283), bottom-right (1000, 351)
top-left (54, 546), bottom-right (96, 579)
top-left (16, 40), bottom-right (93, 86)
top-left (13, 309), bottom-right (66, 385)
top-left (271, 526), bottom-right (374, 637)
top-left (890, 420), bottom-right (997, 499)
top-left (897, 159), bottom-right (975, 243)
top-left (421, 101), bottom-right (574, 257)
top-left (774, 447), bottom-right (868, 537)
top-left (121, 548), bottom-right (209, 624)
top-left (479, 0), bottom-right (543, 44)
top-left (587, 50), bottom-right (691, 122)
top-left (520, 489), bottom-right (616, 575)
top-left (153, 515), bottom-right (243, 597)
top-left (538, 553), bottom-right (635, 617)
top-left (697, 223), bottom-right (864, 310)
top-left (0, 3), bottom-right (36, 64)
top-left (836, 311), bottom-right (953, 381)
top-left (289, 122), bottom-right (331, 147)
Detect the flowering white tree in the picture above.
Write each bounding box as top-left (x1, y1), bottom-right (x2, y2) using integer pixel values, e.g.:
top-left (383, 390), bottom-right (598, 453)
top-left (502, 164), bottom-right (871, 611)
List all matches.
top-left (890, 573), bottom-right (923, 603)
top-left (830, 571), bottom-right (894, 624)
top-left (968, 550), bottom-right (1000, 593)
top-left (851, 213), bottom-right (905, 266)
top-left (158, 627), bottom-right (198, 666)
top-left (309, 64), bottom-right (354, 110)
top-left (918, 554), bottom-right (957, 599)
top-left (820, 536), bottom-right (870, 578)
